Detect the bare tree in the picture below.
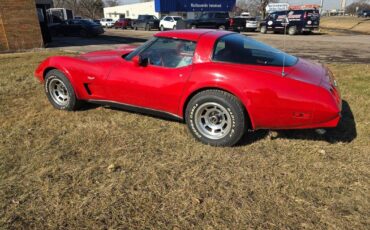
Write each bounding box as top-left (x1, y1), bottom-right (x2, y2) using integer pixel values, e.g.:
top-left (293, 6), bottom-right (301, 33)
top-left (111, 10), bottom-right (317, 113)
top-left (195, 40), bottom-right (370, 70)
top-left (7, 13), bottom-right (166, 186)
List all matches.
top-left (79, 0), bottom-right (105, 19)
top-left (236, 0), bottom-right (277, 17)
top-left (346, 0), bottom-right (370, 14)
top-left (53, 0), bottom-right (82, 16)
top-left (105, 0), bottom-right (119, 7)
top-left (54, 0), bottom-right (104, 19)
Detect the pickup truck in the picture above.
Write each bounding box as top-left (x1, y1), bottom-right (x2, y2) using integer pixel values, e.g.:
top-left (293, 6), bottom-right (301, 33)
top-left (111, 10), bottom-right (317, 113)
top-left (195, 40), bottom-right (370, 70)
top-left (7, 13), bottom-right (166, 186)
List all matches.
top-left (184, 12), bottom-right (231, 30)
top-left (132, 15), bottom-right (160, 31)
top-left (230, 16), bottom-right (261, 32)
top-left (260, 10), bottom-right (320, 35)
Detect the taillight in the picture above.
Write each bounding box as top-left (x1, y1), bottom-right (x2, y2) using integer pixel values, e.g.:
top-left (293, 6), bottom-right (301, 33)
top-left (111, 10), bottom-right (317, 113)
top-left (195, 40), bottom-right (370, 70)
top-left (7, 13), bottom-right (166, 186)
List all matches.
top-left (230, 18), bottom-right (234, 26)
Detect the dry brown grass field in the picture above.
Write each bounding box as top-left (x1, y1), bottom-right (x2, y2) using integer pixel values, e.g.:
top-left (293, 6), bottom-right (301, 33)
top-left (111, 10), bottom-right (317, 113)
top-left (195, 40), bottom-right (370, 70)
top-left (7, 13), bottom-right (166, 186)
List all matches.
top-left (0, 51), bottom-right (369, 229)
top-left (320, 16), bottom-right (370, 34)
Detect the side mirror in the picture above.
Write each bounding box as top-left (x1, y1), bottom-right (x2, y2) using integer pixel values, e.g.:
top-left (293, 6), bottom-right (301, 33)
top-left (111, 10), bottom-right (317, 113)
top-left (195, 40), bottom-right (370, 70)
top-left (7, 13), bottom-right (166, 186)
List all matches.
top-left (132, 55), bottom-right (149, 67)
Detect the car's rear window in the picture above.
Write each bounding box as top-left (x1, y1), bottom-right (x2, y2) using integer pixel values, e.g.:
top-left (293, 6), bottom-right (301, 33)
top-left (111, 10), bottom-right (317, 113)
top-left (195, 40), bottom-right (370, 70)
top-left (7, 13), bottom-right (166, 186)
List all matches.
top-left (213, 34), bottom-right (298, 67)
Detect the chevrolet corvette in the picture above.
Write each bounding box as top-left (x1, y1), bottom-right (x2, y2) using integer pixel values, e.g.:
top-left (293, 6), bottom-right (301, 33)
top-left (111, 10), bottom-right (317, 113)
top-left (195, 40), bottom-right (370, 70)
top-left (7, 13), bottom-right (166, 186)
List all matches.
top-left (35, 30), bottom-right (341, 146)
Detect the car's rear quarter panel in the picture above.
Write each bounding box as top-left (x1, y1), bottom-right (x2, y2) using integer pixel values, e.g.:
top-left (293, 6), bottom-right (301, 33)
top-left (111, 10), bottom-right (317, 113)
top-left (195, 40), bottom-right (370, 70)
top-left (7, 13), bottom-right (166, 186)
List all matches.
top-left (183, 62), bottom-right (326, 130)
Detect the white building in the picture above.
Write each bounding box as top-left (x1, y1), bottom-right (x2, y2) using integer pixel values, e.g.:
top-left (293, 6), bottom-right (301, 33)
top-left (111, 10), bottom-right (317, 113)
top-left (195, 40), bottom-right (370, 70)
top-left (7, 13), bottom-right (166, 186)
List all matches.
top-left (103, 1), bottom-right (159, 20)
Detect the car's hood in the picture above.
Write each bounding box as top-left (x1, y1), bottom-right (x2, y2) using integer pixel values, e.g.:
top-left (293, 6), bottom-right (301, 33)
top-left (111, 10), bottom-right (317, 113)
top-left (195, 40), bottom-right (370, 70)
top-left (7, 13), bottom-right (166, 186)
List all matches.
top-left (78, 45), bottom-right (136, 63)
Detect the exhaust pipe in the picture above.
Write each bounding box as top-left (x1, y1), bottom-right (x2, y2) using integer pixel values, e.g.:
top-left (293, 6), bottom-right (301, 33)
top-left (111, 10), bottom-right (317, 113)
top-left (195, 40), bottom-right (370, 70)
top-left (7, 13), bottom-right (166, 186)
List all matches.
top-left (315, 129), bottom-right (326, 135)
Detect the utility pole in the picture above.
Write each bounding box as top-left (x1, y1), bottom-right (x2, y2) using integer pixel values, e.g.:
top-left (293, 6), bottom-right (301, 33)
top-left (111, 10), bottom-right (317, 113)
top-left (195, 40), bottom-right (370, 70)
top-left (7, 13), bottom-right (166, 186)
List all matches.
top-left (341, 0), bottom-right (347, 14)
top-left (320, 0), bottom-right (324, 14)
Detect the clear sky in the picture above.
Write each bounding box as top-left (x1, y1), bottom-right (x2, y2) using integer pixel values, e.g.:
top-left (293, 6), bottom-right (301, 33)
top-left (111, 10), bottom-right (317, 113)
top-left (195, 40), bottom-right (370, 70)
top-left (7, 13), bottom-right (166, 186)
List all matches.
top-left (117, 0), bottom-right (355, 10)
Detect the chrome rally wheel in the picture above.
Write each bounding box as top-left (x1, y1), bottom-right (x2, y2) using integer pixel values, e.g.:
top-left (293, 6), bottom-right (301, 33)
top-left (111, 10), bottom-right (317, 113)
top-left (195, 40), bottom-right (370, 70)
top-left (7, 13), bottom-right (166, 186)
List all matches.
top-left (194, 102), bottom-right (232, 140)
top-left (44, 69), bottom-right (82, 111)
top-left (185, 90), bottom-right (247, 147)
top-left (48, 78), bottom-right (70, 106)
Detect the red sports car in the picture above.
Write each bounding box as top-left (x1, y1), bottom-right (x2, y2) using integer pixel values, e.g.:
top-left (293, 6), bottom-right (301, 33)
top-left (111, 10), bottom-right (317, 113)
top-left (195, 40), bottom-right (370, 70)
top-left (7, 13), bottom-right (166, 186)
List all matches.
top-left (35, 30), bottom-right (341, 146)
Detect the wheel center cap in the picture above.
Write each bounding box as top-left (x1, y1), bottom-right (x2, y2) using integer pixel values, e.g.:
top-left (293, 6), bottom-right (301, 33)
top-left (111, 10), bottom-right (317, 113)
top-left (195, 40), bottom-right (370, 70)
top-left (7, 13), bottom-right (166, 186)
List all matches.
top-left (209, 114), bottom-right (222, 125)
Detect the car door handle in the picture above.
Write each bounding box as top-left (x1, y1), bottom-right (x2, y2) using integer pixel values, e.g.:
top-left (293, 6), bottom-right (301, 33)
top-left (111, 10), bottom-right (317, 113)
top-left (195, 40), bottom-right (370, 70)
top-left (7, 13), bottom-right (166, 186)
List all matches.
top-left (87, 76), bottom-right (95, 80)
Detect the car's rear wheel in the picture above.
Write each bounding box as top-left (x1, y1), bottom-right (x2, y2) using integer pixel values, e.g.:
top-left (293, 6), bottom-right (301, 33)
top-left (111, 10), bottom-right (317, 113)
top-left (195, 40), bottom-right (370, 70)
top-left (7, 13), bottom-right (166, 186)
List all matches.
top-left (260, 26), bottom-right (267, 34)
top-left (288, 26), bottom-right (297, 35)
top-left (185, 90), bottom-right (247, 147)
top-left (45, 70), bottom-right (82, 111)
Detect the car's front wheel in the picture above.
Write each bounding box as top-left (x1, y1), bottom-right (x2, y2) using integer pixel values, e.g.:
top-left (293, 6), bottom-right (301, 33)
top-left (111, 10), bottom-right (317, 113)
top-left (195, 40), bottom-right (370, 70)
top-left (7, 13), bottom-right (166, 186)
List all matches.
top-left (185, 90), bottom-right (247, 147)
top-left (44, 70), bottom-right (82, 111)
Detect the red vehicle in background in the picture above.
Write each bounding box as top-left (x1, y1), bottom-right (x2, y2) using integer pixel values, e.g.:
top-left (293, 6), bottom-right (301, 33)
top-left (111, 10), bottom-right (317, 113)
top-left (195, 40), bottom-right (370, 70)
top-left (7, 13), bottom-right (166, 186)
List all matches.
top-left (114, 18), bottom-right (132, 29)
top-left (34, 30), bottom-right (341, 146)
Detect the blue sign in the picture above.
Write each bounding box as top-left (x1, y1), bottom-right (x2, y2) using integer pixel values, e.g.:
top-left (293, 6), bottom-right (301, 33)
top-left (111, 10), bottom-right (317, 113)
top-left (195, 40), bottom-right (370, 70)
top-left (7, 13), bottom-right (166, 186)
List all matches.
top-left (155, 0), bottom-right (236, 12)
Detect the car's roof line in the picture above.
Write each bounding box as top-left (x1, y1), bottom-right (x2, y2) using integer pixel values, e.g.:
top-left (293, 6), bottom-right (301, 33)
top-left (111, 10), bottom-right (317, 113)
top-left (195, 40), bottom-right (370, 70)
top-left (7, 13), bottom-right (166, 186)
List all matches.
top-left (155, 29), bottom-right (233, 42)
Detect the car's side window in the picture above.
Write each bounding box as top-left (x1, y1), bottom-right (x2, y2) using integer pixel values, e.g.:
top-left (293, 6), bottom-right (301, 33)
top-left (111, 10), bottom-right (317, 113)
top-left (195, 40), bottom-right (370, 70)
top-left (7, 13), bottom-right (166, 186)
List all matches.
top-left (200, 14), bottom-right (209, 20)
top-left (139, 38), bottom-right (196, 68)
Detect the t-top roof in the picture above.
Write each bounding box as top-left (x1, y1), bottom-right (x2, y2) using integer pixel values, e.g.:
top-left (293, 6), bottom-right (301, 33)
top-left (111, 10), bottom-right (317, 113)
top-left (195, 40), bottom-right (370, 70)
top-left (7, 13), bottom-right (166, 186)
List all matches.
top-left (155, 29), bottom-right (233, 42)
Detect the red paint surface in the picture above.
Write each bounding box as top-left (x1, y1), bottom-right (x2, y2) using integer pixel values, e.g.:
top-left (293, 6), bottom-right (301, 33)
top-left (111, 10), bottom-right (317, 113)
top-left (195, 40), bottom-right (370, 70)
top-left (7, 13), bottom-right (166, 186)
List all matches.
top-left (35, 30), bottom-right (341, 130)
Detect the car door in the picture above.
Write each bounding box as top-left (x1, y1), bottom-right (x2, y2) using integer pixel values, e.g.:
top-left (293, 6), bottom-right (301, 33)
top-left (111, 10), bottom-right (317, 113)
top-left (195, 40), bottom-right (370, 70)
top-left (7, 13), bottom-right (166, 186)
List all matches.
top-left (274, 11), bottom-right (287, 30)
top-left (105, 37), bottom-right (197, 115)
top-left (166, 17), bottom-right (173, 29)
top-left (198, 13), bottom-right (210, 28)
top-left (212, 13), bottom-right (224, 28)
top-left (162, 16), bottom-right (170, 28)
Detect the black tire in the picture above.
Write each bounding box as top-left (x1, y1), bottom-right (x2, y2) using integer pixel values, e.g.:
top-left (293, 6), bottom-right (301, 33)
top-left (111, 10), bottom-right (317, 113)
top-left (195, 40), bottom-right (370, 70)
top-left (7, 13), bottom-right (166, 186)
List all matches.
top-left (185, 90), bottom-right (247, 147)
top-left (260, 26), bottom-right (267, 34)
top-left (44, 70), bottom-right (82, 111)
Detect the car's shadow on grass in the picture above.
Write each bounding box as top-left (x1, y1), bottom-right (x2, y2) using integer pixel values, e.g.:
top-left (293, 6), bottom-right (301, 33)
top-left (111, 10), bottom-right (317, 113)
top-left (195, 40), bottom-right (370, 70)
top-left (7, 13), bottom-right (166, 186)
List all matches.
top-left (81, 100), bottom-right (356, 145)
top-left (239, 100), bottom-right (356, 145)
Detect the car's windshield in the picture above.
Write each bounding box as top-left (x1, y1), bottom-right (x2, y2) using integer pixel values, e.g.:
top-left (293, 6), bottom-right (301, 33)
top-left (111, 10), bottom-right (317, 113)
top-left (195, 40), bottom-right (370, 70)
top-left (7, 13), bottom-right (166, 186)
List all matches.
top-left (213, 34), bottom-right (298, 67)
top-left (143, 15), bottom-right (157, 20)
top-left (80, 19), bottom-right (98, 25)
top-left (173, 17), bottom-right (182, 21)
